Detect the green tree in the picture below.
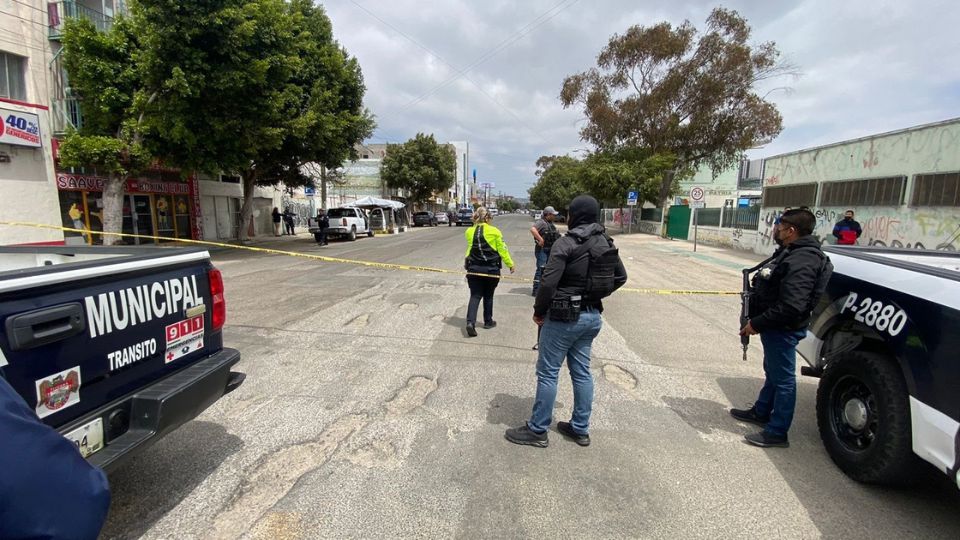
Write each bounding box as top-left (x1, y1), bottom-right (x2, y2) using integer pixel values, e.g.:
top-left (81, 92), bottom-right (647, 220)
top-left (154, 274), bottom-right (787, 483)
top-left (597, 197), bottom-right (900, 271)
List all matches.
top-left (498, 199), bottom-right (519, 213)
top-left (581, 149), bottom-right (681, 208)
top-left (528, 155), bottom-right (584, 212)
top-left (381, 134), bottom-right (457, 208)
top-left (560, 7), bottom-right (789, 205)
top-left (59, 16), bottom-right (151, 245)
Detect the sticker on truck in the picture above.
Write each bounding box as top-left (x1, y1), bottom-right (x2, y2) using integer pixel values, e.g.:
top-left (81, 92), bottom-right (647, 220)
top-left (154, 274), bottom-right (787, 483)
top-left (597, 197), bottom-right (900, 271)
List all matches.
top-left (35, 367), bottom-right (81, 419)
top-left (165, 315), bottom-right (204, 363)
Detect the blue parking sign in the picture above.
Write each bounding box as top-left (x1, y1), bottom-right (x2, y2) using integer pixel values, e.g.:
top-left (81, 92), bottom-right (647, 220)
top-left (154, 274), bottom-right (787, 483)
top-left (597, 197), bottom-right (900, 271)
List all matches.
top-left (627, 191), bottom-right (639, 206)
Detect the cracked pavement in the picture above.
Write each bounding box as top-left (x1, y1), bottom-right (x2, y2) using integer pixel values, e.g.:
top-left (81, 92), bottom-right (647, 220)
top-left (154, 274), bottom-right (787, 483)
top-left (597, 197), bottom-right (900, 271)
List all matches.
top-left (101, 215), bottom-right (960, 539)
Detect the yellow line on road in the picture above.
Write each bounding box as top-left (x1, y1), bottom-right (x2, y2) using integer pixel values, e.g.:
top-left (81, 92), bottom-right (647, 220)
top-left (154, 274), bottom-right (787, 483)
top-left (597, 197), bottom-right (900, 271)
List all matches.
top-left (0, 221), bottom-right (739, 296)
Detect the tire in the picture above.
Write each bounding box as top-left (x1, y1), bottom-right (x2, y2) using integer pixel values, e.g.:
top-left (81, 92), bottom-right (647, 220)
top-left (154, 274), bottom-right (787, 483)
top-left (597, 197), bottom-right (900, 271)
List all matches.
top-left (348, 226), bottom-right (357, 241)
top-left (816, 351), bottom-right (919, 485)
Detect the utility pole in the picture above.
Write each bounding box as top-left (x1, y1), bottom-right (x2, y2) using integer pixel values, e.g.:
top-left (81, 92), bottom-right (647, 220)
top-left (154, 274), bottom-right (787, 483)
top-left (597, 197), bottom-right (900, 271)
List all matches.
top-left (320, 165), bottom-right (328, 210)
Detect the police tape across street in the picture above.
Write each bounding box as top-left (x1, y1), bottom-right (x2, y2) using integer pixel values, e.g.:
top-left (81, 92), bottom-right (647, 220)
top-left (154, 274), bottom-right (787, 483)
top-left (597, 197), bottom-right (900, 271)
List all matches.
top-left (0, 220), bottom-right (740, 297)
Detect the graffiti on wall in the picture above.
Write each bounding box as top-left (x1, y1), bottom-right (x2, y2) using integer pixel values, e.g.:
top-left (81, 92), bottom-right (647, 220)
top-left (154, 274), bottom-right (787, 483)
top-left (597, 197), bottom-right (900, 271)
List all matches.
top-left (756, 206), bottom-right (959, 253)
top-left (765, 122), bottom-right (960, 183)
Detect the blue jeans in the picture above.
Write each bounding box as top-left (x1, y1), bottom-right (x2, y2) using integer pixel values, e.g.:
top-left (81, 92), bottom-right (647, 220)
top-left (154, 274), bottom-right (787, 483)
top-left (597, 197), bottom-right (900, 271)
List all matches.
top-left (533, 249), bottom-right (549, 292)
top-left (528, 309), bottom-right (603, 435)
top-left (754, 329), bottom-right (806, 437)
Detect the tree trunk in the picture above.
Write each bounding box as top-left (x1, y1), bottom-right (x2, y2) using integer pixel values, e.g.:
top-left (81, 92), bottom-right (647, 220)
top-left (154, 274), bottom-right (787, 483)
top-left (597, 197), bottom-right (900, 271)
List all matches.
top-left (239, 168), bottom-right (257, 243)
top-left (101, 174), bottom-right (125, 246)
top-left (320, 165), bottom-right (328, 210)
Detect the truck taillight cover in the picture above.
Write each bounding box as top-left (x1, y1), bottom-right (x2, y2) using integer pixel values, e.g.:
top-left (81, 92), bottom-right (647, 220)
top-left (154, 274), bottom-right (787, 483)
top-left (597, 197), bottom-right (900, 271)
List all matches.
top-left (209, 268), bottom-right (226, 330)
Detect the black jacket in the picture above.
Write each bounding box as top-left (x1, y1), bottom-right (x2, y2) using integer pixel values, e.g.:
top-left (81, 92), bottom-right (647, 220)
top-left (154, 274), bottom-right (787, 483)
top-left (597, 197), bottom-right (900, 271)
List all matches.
top-left (750, 235), bottom-right (828, 332)
top-left (533, 223), bottom-right (628, 316)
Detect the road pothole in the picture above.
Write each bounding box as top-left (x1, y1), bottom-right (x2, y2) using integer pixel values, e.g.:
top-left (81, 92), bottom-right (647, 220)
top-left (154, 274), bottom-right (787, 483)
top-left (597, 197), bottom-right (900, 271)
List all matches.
top-left (210, 413), bottom-right (369, 539)
top-left (603, 364), bottom-right (638, 391)
top-left (385, 376), bottom-right (438, 417)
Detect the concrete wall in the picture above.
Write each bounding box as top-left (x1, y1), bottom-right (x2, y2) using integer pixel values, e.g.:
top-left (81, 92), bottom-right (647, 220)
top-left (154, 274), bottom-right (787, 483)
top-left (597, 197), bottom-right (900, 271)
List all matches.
top-left (692, 225), bottom-right (760, 252)
top-left (0, 4), bottom-right (62, 245)
top-left (758, 118), bottom-right (960, 254)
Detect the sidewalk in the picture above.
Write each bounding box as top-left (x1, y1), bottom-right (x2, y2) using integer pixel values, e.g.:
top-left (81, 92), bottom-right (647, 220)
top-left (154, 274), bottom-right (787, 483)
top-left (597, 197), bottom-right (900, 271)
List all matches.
top-left (612, 232), bottom-right (767, 273)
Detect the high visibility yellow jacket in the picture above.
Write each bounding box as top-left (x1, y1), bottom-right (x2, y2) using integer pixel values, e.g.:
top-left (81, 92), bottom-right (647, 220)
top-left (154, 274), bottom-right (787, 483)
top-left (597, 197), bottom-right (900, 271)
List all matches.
top-left (464, 223), bottom-right (514, 270)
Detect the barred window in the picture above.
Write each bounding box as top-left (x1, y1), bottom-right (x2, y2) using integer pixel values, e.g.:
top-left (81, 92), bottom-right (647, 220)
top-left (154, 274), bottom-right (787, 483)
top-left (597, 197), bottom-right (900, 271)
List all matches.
top-left (820, 176), bottom-right (905, 207)
top-left (762, 183), bottom-right (818, 208)
top-left (912, 172), bottom-right (960, 207)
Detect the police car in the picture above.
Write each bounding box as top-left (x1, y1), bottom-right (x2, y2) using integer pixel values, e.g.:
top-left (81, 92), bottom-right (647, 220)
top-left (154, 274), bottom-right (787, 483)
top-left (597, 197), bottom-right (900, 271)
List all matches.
top-left (798, 245), bottom-right (960, 487)
top-left (0, 246), bottom-right (244, 472)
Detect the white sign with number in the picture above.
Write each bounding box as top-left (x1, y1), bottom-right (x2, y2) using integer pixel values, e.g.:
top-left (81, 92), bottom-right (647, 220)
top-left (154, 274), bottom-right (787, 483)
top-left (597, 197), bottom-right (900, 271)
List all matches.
top-left (690, 186), bottom-right (705, 202)
top-left (0, 108), bottom-right (41, 148)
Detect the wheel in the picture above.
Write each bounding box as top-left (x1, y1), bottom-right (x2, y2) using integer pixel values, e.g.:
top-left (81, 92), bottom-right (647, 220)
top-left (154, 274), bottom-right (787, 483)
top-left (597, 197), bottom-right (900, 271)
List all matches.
top-left (348, 226), bottom-right (357, 241)
top-left (816, 351), bottom-right (919, 485)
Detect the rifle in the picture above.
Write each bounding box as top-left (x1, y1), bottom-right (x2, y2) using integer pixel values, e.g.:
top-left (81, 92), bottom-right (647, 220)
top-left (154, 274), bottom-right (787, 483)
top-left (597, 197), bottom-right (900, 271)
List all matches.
top-left (741, 254), bottom-right (777, 361)
top-left (532, 324), bottom-right (541, 351)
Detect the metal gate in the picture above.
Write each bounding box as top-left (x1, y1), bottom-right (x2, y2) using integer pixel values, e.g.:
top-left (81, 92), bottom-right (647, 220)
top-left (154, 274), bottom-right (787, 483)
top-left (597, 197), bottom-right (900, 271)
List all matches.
top-left (666, 205), bottom-right (690, 240)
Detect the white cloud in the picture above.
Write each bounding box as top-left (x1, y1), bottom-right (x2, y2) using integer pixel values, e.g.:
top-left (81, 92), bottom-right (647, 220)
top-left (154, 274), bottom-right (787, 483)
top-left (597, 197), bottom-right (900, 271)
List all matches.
top-left (325, 0), bottom-right (960, 196)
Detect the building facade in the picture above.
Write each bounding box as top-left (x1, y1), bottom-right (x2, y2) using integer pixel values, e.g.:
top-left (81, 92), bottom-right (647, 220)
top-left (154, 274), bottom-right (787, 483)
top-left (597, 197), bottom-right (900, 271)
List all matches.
top-left (758, 118), bottom-right (960, 253)
top-left (0, 2), bottom-right (62, 245)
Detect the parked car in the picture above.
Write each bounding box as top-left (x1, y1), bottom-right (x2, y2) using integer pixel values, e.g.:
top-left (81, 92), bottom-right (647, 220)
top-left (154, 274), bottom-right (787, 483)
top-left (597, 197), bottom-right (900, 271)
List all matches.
top-left (435, 212), bottom-right (450, 225)
top-left (797, 245), bottom-right (960, 487)
top-left (0, 245), bottom-right (244, 472)
top-left (322, 207), bottom-right (374, 240)
top-left (455, 209), bottom-right (474, 226)
top-left (413, 211), bottom-right (438, 227)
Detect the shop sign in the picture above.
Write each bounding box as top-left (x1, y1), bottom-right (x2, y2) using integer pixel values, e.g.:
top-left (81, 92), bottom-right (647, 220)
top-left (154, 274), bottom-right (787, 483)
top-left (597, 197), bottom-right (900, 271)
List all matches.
top-left (0, 108), bottom-right (42, 147)
top-left (56, 173), bottom-right (190, 195)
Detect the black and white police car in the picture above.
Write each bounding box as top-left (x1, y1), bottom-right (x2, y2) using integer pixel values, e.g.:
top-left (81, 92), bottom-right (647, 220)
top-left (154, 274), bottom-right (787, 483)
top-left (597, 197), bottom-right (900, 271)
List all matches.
top-left (798, 245), bottom-right (960, 487)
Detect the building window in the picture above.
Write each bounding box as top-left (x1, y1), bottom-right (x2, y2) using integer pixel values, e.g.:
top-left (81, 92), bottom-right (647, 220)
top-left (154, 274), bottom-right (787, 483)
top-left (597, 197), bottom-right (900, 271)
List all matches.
top-left (762, 183), bottom-right (818, 209)
top-left (0, 52), bottom-right (27, 101)
top-left (220, 174), bottom-right (241, 184)
top-left (912, 171), bottom-right (960, 207)
top-left (819, 176), bottom-right (905, 207)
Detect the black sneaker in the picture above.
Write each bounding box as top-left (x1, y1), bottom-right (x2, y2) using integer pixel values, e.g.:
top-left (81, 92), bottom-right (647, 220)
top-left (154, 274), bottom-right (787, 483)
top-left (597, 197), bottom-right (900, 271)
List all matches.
top-left (505, 425), bottom-right (548, 448)
top-left (730, 407), bottom-right (769, 427)
top-left (466, 323), bottom-right (477, 337)
top-left (483, 320), bottom-right (497, 329)
top-left (744, 431), bottom-right (789, 448)
top-left (557, 421), bottom-right (590, 447)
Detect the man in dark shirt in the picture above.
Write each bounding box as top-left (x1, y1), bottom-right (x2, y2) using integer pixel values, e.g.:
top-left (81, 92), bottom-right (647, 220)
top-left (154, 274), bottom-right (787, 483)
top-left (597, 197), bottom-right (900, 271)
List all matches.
top-left (731, 208), bottom-right (833, 448)
top-left (530, 206), bottom-right (560, 296)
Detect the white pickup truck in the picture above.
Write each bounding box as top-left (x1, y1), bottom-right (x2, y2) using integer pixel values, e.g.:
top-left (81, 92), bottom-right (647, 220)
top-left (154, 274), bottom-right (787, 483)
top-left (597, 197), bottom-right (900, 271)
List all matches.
top-left (314, 207), bottom-right (374, 241)
top-left (798, 245), bottom-right (960, 488)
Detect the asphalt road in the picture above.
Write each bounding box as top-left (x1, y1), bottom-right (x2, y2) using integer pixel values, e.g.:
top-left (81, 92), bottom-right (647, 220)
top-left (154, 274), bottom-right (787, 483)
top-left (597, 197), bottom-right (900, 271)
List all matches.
top-left (102, 214), bottom-right (960, 539)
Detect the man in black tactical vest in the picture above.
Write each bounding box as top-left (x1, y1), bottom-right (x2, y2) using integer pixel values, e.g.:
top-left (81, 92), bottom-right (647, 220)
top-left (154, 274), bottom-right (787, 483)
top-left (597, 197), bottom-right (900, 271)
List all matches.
top-left (506, 195), bottom-right (627, 448)
top-left (530, 206), bottom-right (560, 296)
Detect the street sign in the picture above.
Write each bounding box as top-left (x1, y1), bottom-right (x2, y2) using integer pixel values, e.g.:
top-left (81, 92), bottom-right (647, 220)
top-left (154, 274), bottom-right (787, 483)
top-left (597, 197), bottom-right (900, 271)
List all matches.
top-left (304, 187), bottom-right (316, 197)
top-left (689, 186), bottom-right (705, 202)
top-left (690, 201), bottom-right (705, 209)
top-left (627, 191), bottom-right (639, 206)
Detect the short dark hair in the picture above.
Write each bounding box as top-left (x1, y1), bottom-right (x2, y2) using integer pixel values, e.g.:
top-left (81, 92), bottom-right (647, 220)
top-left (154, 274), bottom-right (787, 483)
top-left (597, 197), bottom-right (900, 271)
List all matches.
top-left (780, 209), bottom-right (816, 236)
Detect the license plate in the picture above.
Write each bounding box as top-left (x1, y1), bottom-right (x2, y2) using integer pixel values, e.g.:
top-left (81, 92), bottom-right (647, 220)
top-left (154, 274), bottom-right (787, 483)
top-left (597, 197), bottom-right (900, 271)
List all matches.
top-left (65, 417), bottom-right (104, 459)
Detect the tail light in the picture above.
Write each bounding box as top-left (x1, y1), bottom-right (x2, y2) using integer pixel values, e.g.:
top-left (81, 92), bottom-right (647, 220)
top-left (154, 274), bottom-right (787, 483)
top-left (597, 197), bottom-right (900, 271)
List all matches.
top-left (209, 268), bottom-right (226, 330)
top-left (342, 218), bottom-right (348, 226)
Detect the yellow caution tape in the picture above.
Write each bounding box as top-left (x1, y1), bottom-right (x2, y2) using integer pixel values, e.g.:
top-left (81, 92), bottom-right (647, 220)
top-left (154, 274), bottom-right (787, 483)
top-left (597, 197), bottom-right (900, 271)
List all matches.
top-left (0, 221), bottom-right (739, 296)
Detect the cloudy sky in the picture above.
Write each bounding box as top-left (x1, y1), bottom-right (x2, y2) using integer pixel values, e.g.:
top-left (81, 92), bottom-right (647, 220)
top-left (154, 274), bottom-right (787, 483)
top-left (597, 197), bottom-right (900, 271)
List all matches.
top-left (323, 0), bottom-right (960, 197)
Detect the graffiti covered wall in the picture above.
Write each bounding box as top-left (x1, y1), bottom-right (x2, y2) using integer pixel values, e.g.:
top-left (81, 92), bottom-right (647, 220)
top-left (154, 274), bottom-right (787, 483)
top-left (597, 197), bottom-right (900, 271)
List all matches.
top-left (757, 118), bottom-right (960, 255)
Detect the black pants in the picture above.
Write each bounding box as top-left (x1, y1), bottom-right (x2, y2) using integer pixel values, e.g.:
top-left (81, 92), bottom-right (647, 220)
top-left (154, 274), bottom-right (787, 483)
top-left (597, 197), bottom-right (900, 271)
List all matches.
top-left (466, 274), bottom-right (500, 325)
top-left (284, 220), bottom-right (295, 235)
top-left (314, 229), bottom-right (327, 245)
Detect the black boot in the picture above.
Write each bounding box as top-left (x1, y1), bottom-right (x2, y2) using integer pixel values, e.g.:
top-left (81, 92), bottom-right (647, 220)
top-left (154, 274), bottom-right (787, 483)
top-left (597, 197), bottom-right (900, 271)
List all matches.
top-left (466, 323), bottom-right (477, 337)
top-left (730, 406), bottom-right (769, 427)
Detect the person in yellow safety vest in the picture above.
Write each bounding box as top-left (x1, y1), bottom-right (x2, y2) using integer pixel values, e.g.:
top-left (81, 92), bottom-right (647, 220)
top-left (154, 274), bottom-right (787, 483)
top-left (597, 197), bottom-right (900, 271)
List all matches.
top-left (463, 207), bottom-right (515, 337)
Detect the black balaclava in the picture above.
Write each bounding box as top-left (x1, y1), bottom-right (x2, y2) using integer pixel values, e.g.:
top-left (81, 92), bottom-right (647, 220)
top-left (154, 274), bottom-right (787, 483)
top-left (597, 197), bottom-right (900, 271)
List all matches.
top-left (567, 195), bottom-right (600, 230)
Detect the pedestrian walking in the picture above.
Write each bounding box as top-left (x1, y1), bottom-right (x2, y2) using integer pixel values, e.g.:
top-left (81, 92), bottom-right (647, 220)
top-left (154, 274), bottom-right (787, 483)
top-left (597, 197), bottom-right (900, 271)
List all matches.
top-left (314, 209), bottom-right (329, 246)
top-left (832, 210), bottom-right (862, 245)
top-left (271, 207), bottom-right (282, 237)
top-left (463, 207), bottom-right (515, 337)
top-left (505, 195), bottom-right (627, 448)
top-left (530, 205), bottom-right (561, 296)
top-left (283, 207), bottom-right (296, 235)
top-left (732, 208), bottom-right (833, 448)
